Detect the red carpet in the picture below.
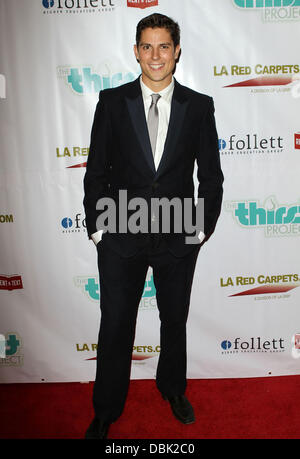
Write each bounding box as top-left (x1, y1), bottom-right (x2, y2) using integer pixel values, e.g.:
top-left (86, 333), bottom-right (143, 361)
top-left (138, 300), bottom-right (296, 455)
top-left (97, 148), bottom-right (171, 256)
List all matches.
top-left (1, 376), bottom-right (300, 439)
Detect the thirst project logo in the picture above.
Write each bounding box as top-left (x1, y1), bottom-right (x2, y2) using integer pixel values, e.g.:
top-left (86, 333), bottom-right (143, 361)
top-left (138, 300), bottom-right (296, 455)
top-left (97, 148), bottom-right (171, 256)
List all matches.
top-left (0, 333), bottom-right (23, 366)
top-left (225, 196), bottom-right (300, 237)
top-left (57, 65), bottom-right (137, 95)
top-left (232, 0), bottom-right (300, 22)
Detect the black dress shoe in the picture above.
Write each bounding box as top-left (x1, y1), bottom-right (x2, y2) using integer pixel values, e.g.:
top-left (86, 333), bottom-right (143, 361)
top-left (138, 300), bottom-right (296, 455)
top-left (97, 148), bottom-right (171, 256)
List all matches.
top-left (85, 417), bottom-right (110, 439)
top-left (163, 395), bottom-right (195, 424)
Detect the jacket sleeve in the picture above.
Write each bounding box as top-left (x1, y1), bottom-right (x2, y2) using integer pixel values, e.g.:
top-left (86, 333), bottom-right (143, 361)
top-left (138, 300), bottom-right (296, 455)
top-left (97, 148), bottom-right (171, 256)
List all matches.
top-left (83, 91), bottom-right (111, 238)
top-left (196, 97), bottom-right (224, 240)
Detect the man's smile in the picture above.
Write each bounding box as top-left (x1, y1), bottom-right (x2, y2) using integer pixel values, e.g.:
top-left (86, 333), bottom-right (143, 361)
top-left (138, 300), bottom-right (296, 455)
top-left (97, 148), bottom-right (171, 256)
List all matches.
top-left (148, 63), bottom-right (165, 71)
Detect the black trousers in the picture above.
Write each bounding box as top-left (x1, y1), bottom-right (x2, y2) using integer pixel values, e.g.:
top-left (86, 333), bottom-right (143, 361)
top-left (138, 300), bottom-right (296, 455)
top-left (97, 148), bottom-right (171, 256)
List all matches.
top-left (93, 235), bottom-right (200, 423)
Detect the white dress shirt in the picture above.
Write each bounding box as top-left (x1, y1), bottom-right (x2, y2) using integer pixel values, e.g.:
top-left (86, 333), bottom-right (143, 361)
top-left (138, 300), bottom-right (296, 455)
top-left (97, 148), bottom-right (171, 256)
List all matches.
top-left (91, 77), bottom-right (205, 245)
top-left (140, 75), bottom-right (174, 170)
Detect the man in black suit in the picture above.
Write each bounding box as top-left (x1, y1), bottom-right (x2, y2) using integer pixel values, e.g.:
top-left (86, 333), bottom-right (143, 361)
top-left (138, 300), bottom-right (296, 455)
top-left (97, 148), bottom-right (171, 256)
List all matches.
top-left (83, 13), bottom-right (223, 439)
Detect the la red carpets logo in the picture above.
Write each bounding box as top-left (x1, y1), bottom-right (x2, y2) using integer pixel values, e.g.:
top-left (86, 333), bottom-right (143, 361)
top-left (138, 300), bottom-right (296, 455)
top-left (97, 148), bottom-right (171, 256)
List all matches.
top-left (224, 76), bottom-right (294, 88)
top-left (229, 284), bottom-right (299, 297)
top-left (67, 162), bottom-right (87, 168)
top-left (127, 0), bottom-right (158, 9)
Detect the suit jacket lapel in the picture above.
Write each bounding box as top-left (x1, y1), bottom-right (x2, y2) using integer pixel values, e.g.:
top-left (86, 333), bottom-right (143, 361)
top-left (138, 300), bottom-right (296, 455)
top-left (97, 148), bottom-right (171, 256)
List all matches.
top-left (125, 79), bottom-right (156, 175)
top-left (125, 77), bottom-right (189, 179)
top-left (155, 80), bottom-right (189, 178)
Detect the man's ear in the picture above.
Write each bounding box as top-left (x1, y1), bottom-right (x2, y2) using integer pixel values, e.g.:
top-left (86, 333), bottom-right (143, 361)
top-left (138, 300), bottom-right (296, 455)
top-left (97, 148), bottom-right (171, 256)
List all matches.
top-left (174, 44), bottom-right (181, 62)
top-left (134, 44), bottom-right (140, 63)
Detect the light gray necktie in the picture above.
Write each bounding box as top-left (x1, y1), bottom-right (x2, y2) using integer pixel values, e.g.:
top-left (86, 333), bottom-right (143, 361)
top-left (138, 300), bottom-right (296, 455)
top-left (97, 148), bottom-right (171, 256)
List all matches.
top-left (147, 93), bottom-right (161, 157)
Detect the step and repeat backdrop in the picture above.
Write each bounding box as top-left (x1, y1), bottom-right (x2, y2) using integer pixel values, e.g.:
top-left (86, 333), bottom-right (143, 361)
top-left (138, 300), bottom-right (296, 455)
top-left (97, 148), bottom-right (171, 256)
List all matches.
top-left (1, 0), bottom-right (300, 383)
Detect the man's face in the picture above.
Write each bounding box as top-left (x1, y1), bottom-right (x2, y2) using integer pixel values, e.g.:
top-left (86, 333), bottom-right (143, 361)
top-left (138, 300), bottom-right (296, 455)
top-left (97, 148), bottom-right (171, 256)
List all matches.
top-left (134, 27), bottom-right (180, 91)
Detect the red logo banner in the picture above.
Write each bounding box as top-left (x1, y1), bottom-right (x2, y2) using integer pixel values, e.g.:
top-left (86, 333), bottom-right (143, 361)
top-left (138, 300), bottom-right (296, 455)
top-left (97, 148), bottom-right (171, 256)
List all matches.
top-left (127, 0), bottom-right (158, 9)
top-left (0, 275), bottom-right (23, 291)
top-left (295, 334), bottom-right (300, 349)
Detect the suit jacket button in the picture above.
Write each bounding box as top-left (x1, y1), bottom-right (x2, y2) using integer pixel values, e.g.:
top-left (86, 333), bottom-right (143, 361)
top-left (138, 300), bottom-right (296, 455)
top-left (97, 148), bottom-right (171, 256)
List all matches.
top-left (152, 182), bottom-right (159, 191)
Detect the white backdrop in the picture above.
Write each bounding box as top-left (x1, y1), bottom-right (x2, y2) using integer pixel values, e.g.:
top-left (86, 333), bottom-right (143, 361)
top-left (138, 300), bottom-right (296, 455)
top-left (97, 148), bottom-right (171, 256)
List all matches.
top-left (1, 0), bottom-right (300, 383)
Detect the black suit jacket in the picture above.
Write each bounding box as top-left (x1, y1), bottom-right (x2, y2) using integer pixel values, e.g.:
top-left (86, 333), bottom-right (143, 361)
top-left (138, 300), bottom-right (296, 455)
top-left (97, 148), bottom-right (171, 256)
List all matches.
top-left (83, 77), bottom-right (223, 257)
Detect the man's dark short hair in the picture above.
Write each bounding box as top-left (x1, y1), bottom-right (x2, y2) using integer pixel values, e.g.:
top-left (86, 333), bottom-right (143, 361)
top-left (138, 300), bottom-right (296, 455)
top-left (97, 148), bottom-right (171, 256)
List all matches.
top-left (136, 13), bottom-right (180, 49)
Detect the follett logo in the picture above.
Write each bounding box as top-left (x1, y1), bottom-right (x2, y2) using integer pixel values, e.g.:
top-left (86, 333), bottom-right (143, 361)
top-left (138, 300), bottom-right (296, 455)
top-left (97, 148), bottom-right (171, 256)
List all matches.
top-left (61, 213), bottom-right (86, 234)
top-left (42, 0), bottom-right (116, 13)
top-left (42, 0), bottom-right (54, 7)
top-left (127, 0), bottom-right (158, 8)
top-left (221, 336), bottom-right (285, 354)
top-left (295, 133), bottom-right (300, 149)
top-left (219, 133), bottom-right (284, 156)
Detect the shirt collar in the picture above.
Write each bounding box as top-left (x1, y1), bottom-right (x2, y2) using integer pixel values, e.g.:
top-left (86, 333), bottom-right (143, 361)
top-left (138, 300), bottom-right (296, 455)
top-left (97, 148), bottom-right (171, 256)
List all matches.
top-left (140, 76), bottom-right (174, 103)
